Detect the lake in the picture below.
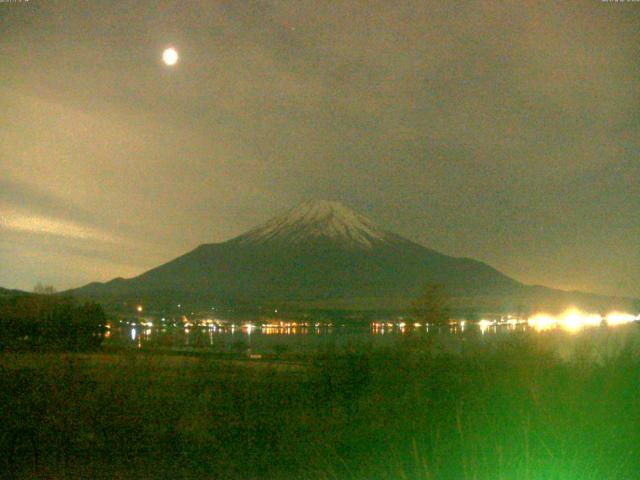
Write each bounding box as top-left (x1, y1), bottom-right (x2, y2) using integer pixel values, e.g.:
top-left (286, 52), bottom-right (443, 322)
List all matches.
top-left (104, 317), bottom-right (640, 360)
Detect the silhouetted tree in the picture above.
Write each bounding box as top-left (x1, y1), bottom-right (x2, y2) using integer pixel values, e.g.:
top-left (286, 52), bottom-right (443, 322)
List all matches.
top-left (412, 284), bottom-right (450, 327)
top-left (0, 294), bottom-right (106, 351)
top-left (33, 283), bottom-right (56, 295)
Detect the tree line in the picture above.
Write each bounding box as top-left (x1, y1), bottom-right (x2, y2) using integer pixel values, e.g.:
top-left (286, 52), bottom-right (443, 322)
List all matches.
top-left (0, 292), bottom-right (107, 351)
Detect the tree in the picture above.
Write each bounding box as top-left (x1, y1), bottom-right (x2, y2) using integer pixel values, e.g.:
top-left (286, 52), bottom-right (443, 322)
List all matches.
top-left (33, 283), bottom-right (56, 295)
top-left (412, 284), bottom-right (450, 327)
top-left (0, 294), bottom-right (106, 351)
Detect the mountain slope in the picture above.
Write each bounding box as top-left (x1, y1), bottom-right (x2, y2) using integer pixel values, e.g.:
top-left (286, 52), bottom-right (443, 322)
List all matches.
top-left (70, 200), bottom-right (635, 313)
top-left (235, 200), bottom-right (389, 247)
top-left (0, 286), bottom-right (30, 298)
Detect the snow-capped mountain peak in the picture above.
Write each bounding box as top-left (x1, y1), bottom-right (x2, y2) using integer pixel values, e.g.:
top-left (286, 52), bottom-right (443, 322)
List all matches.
top-left (233, 199), bottom-right (389, 248)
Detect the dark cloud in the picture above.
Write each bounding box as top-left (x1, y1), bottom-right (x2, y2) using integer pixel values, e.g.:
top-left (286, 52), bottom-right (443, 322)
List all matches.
top-left (0, 0), bottom-right (638, 297)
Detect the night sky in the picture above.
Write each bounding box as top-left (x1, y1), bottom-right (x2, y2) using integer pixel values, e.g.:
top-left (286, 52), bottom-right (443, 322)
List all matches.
top-left (1, 0), bottom-right (638, 298)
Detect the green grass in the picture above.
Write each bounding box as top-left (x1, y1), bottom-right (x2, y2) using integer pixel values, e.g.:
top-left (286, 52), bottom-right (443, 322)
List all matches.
top-left (1, 332), bottom-right (640, 479)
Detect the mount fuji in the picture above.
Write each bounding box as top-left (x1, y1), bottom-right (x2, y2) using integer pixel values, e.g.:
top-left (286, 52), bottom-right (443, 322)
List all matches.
top-left (70, 200), bottom-right (633, 314)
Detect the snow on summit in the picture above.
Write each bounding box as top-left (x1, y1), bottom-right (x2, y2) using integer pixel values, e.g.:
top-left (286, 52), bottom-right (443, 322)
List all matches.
top-left (235, 200), bottom-right (389, 247)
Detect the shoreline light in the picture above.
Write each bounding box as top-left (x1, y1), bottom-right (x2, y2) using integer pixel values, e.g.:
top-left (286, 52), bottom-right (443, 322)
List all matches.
top-left (527, 309), bottom-right (637, 333)
top-left (605, 312), bottom-right (637, 326)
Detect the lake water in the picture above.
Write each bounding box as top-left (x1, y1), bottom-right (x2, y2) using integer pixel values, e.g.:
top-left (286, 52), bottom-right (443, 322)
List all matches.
top-left (103, 319), bottom-right (640, 360)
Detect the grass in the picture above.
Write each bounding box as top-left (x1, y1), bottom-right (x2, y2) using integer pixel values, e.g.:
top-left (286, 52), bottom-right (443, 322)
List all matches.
top-left (1, 330), bottom-right (640, 479)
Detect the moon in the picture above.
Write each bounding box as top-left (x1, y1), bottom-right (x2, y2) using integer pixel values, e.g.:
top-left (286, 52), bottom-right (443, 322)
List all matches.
top-left (162, 47), bottom-right (179, 66)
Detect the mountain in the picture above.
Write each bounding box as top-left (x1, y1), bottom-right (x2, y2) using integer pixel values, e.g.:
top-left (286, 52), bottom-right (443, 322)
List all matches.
top-left (0, 286), bottom-right (30, 298)
top-left (235, 200), bottom-right (389, 248)
top-left (70, 200), bottom-right (635, 314)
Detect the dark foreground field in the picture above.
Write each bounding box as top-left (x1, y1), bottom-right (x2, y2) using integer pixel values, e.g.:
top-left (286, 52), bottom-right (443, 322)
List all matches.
top-left (2, 333), bottom-right (640, 480)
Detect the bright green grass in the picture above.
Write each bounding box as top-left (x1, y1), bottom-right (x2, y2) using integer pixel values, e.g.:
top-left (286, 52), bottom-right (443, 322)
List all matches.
top-left (1, 332), bottom-right (639, 479)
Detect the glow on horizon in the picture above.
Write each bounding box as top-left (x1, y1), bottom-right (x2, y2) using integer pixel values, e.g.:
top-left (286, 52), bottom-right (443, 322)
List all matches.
top-left (605, 312), bottom-right (638, 326)
top-left (527, 309), bottom-right (638, 333)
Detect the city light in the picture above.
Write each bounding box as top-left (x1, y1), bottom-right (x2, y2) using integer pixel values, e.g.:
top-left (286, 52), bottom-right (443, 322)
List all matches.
top-left (527, 314), bottom-right (556, 332)
top-left (559, 309), bottom-right (601, 332)
top-left (605, 312), bottom-right (637, 326)
top-left (113, 308), bottom-right (638, 346)
top-left (478, 319), bottom-right (494, 334)
top-left (527, 309), bottom-right (637, 333)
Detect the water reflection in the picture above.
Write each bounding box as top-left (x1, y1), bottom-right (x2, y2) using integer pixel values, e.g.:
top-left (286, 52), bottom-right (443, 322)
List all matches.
top-left (105, 311), bottom-right (639, 353)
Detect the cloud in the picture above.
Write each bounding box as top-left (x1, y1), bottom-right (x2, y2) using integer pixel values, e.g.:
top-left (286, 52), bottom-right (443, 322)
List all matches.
top-left (0, 208), bottom-right (116, 243)
top-left (0, 0), bottom-right (638, 296)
